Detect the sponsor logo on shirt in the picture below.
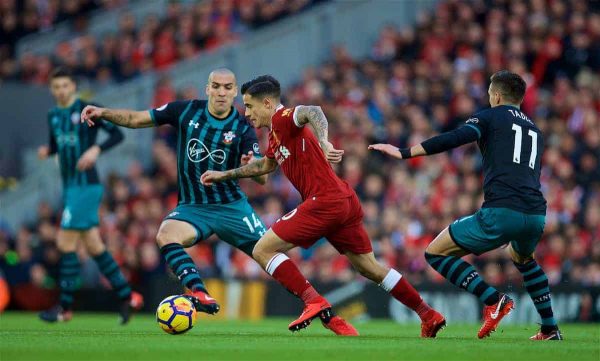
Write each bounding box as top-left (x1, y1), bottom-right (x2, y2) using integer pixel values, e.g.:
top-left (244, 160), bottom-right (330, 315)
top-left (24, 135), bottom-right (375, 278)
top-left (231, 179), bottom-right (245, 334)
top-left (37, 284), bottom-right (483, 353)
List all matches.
top-left (187, 138), bottom-right (226, 164)
top-left (274, 145), bottom-right (291, 165)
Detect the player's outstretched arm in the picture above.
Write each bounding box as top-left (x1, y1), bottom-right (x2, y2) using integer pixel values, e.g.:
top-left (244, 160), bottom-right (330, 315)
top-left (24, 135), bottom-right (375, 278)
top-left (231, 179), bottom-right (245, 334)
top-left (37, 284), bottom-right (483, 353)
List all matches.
top-left (294, 105), bottom-right (344, 163)
top-left (369, 125), bottom-right (479, 159)
top-left (240, 151), bottom-right (268, 185)
top-left (81, 105), bottom-right (154, 129)
top-left (200, 157), bottom-right (278, 186)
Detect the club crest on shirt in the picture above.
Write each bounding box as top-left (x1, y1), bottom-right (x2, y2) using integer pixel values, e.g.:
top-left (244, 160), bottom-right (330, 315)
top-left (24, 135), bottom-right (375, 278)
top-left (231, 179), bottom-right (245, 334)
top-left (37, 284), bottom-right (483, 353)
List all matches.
top-left (223, 131), bottom-right (236, 144)
top-left (71, 112), bottom-right (80, 124)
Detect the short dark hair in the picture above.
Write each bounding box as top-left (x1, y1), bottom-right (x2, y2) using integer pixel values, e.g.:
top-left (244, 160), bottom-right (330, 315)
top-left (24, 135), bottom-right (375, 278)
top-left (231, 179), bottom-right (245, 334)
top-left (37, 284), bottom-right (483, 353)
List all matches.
top-left (241, 75), bottom-right (281, 99)
top-left (490, 70), bottom-right (526, 104)
top-left (49, 67), bottom-right (75, 83)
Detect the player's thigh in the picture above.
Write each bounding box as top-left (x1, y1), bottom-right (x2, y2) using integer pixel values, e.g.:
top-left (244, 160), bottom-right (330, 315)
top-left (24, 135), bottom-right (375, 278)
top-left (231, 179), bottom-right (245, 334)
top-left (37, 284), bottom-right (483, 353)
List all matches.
top-left (426, 227), bottom-right (471, 256)
top-left (327, 220), bottom-right (373, 255)
top-left (56, 229), bottom-right (81, 252)
top-left (158, 205), bottom-right (214, 247)
top-left (344, 251), bottom-right (388, 283)
top-left (61, 185), bottom-right (103, 230)
top-left (508, 213), bottom-right (546, 264)
top-left (442, 208), bottom-right (512, 256)
top-left (212, 200), bottom-right (267, 256)
top-left (157, 219), bottom-right (202, 248)
top-left (270, 199), bottom-right (337, 251)
top-left (253, 229), bottom-right (297, 268)
top-left (81, 227), bottom-right (105, 256)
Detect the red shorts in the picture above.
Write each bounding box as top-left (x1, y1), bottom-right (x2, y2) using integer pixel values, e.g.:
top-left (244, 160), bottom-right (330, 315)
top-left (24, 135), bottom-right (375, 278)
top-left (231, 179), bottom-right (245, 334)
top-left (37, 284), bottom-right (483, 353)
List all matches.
top-left (271, 193), bottom-right (372, 254)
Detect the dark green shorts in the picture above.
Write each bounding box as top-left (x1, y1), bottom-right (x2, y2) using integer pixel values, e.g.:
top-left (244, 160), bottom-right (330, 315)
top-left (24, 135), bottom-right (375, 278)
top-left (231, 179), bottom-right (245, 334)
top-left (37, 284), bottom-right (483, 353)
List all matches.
top-left (449, 207), bottom-right (546, 256)
top-left (61, 184), bottom-right (103, 230)
top-left (164, 198), bottom-right (266, 256)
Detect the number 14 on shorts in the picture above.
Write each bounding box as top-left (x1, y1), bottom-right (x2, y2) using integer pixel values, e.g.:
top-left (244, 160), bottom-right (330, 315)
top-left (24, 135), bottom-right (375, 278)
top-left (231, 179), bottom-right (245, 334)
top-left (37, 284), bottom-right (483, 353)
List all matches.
top-left (243, 213), bottom-right (265, 236)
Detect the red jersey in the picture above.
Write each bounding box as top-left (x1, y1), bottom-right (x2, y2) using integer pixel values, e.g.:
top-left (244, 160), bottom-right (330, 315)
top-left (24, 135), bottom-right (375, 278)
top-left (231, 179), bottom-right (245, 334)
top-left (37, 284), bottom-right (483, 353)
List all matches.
top-left (266, 105), bottom-right (354, 201)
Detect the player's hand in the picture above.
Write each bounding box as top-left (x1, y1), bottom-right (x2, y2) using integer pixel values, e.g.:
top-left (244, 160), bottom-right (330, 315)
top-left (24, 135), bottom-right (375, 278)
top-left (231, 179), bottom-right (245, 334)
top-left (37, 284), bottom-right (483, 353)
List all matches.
top-left (200, 170), bottom-right (226, 186)
top-left (37, 146), bottom-right (49, 160)
top-left (368, 144), bottom-right (403, 159)
top-left (320, 141), bottom-right (344, 163)
top-left (240, 151), bottom-right (257, 166)
top-left (76, 145), bottom-right (100, 171)
top-left (81, 105), bottom-right (104, 127)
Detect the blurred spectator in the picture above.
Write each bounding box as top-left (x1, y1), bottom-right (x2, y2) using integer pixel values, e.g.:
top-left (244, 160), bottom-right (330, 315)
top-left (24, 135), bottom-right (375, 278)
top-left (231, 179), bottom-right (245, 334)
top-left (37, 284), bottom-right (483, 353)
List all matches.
top-left (0, 0), bottom-right (325, 83)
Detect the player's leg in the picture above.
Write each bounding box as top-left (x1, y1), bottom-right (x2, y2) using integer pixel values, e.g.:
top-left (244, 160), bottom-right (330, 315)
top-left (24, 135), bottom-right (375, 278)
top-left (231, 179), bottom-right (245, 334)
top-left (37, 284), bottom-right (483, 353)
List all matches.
top-left (425, 210), bottom-right (515, 338)
top-left (343, 250), bottom-right (445, 337)
top-left (39, 229), bottom-right (80, 322)
top-left (507, 213), bottom-right (562, 340)
top-left (156, 210), bottom-right (219, 314)
top-left (327, 195), bottom-right (444, 338)
top-left (214, 200), bottom-right (356, 335)
top-left (253, 228), bottom-right (332, 328)
top-left (424, 227), bottom-right (503, 306)
top-left (82, 227), bottom-right (143, 324)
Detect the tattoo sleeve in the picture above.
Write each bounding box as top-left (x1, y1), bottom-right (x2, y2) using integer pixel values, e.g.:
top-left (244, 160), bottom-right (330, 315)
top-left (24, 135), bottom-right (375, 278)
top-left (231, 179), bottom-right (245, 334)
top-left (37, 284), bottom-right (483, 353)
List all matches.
top-left (223, 157), bottom-right (277, 180)
top-left (295, 105), bottom-right (329, 144)
top-left (100, 109), bottom-right (154, 128)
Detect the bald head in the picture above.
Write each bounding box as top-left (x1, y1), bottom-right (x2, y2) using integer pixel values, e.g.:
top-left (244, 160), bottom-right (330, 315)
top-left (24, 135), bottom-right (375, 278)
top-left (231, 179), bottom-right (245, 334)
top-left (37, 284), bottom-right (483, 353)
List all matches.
top-left (208, 68), bottom-right (236, 84)
top-left (206, 68), bottom-right (238, 117)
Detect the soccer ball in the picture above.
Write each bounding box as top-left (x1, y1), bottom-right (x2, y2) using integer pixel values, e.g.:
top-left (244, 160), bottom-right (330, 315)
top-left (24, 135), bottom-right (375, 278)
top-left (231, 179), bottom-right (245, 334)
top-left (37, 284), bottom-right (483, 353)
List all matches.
top-left (156, 295), bottom-right (197, 334)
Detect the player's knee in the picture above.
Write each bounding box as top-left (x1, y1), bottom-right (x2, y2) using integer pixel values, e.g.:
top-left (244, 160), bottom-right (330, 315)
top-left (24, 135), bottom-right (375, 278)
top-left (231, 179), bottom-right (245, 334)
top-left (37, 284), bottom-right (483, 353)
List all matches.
top-left (251, 244), bottom-right (269, 266)
top-left (84, 239), bottom-right (105, 256)
top-left (156, 229), bottom-right (180, 248)
top-left (507, 244), bottom-right (533, 264)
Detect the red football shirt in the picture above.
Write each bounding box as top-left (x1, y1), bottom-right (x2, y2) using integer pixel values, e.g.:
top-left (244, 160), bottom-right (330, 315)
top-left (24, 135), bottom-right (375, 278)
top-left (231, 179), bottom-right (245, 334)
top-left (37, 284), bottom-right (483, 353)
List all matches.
top-left (266, 105), bottom-right (354, 201)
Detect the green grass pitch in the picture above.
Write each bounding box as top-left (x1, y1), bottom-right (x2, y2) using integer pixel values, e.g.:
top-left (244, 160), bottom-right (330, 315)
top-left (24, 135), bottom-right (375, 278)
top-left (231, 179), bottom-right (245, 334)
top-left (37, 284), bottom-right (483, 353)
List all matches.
top-left (1, 312), bottom-right (598, 361)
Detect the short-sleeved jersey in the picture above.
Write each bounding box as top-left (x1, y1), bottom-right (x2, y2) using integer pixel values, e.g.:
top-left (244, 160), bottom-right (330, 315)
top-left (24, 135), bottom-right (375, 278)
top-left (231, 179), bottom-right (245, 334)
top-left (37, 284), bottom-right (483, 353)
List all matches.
top-left (150, 100), bottom-right (261, 205)
top-left (266, 105), bottom-right (354, 201)
top-left (48, 98), bottom-right (120, 187)
top-left (465, 105), bottom-right (546, 215)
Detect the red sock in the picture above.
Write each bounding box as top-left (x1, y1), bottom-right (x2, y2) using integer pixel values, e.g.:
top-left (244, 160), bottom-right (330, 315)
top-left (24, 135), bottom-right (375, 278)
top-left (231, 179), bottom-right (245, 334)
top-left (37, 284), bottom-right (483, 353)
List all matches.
top-left (266, 253), bottom-right (320, 304)
top-left (381, 269), bottom-right (431, 318)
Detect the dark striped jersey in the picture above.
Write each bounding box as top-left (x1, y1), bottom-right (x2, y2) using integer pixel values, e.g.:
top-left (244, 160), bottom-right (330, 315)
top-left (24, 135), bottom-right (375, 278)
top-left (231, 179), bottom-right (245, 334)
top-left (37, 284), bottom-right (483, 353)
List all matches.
top-left (150, 100), bottom-right (261, 205)
top-left (465, 105), bottom-right (547, 215)
top-left (47, 98), bottom-right (123, 188)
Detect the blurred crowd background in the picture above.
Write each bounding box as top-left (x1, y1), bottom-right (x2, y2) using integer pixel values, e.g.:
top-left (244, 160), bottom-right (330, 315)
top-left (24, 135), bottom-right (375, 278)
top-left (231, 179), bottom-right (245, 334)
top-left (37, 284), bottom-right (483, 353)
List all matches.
top-left (1, 0), bottom-right (322, 84)
top-left (1, 0), bottom-right (599, 312)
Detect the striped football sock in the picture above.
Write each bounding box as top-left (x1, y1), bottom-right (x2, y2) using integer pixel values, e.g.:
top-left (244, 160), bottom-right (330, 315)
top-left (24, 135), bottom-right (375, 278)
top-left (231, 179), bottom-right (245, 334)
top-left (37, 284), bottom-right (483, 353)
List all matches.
top-left (425, 253), bottom-right (500, 305)
top-left (59, 252), bottom-right (80, 310)
top-left (514, 260), bottom-right (557, 329)
top-left (93, 250), bottom-right (132, 300)
top-left (160, 243), bottom-right (208, 293)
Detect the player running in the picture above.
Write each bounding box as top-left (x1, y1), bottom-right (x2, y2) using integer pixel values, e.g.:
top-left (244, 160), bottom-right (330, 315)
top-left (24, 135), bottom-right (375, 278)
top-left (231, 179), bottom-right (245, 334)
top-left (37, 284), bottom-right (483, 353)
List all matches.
top-left (201, 75), bottom-right (446, 337)
top-left (38, 68), bottom-right (143, 324)
top-left (81, 70), bottom-right (355, 335)
top-left (369, 70), bottom-right (562, 340)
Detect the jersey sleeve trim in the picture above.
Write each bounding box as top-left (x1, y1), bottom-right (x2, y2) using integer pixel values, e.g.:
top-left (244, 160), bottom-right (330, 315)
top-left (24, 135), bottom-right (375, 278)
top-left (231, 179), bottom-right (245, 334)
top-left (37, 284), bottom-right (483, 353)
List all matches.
top-left (292, 106), bottom-right (304, 128)
top-left (149, 110), bottom-right (157, 126)
top-left (465, 123), bottom-right (481, 139)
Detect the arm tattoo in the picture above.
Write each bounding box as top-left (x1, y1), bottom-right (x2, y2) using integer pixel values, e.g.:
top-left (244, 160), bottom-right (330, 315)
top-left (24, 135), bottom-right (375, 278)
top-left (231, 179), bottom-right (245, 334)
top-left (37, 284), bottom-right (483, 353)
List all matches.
top-left (223, 158), bottom-right (276, 180)
top-left (296, 106), bottom-right (328, 144)
top-left (101, 110), bottom-right (135, 128)
top-left (100, 109), bottom-right (153, 128)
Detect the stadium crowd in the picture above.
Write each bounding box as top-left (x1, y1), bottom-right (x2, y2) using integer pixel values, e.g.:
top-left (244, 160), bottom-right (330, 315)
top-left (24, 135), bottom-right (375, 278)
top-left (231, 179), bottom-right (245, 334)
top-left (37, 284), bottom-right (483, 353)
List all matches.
top-left (0, 0), bottom-right (322, 84)
top-left (1, 0), bottom-right (599, 313)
